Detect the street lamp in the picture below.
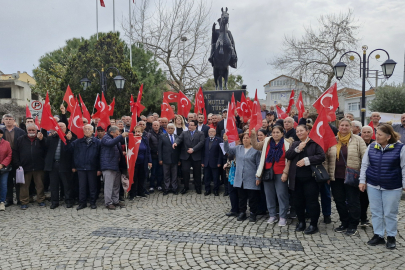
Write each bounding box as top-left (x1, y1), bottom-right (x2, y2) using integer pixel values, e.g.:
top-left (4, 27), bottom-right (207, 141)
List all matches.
top-left (333, 45), bottom-right (397, 125)
top-left (80, 67), bottom-right (126, 93)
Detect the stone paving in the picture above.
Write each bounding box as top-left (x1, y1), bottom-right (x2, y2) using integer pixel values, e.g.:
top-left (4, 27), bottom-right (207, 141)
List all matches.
top-left (1, 190), bottom-right (405, 269)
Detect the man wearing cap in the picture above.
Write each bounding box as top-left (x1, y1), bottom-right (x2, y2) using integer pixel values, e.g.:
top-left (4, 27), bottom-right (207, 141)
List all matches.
top-left (96, 126), bottom-right (106, 140)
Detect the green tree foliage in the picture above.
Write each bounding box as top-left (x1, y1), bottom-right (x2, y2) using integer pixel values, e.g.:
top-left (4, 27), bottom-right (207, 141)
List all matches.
top-left (202, 74), bottom-right (244, 90)
top-left (32, 32), bottom-right (166, 117)
top-left (369, 83), bottom-right (405, 114)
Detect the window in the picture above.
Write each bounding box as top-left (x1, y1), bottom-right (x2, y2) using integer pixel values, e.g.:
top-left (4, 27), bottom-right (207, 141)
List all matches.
top-left (0, 88), bottom-right (11, 98)
top-left (348, 102), bottom-right (360, 111)
top-left (31, 93), bottom-right (39, 100)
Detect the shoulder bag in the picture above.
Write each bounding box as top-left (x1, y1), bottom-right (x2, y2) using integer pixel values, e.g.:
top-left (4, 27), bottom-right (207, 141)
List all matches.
top-left (340, 149), bottom-right (360, 187)
top-left (311, 164), bottom-right (329, 183)
top-left (0, 164), bottom-right (12, 174)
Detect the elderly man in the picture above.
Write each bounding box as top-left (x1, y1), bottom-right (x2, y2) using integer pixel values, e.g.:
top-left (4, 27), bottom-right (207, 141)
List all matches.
top-left (370, 112), bottom-right (381, 128)
top-left (153, 113), bottom-right (159, 121)
top-left (116, 120), bottom-right (125, 134)
top-left (173, 120), bottom-right (205, 194)
top-left (216, 109), bottom-right (227, 137)
top-left (345, 113), bottom-right (355, 122)
top-left (187, 113), bottom-right (195, 123)
top-left (207, 114), bottom-right (213, 126)
top-left (392, 113), bottom-right (405, 143)
top-left (159, 123), bottom-right (180, 195)
top-left (284, 117), bottom-right (299, 141)
top-left (101, 126), bottom-right (128, 210)
top-left (149, 121), bottom-right (163, 192)
top-left (351, 120), bottom-right (362, 136)
top-left (1, 114), bottom-right (26, 207)
top-left (261, 104), bottom-right (269, 119)
top-left (69, 124), bottom-right (101, 210)
top-left (15, 123), bottom-right (47, 210)
top-left (146, 114), bottom-right (154, 132)
top-left (202, 128), bottom-right (222, 196)
top-left (124, 116), bottom-right (132, 132)
top-left (160, 117), bottom-right (169, 133)
top-left (96, 126), bottom-right (106, 140)
top-left (45, 122), bottom-right (75, 209)
top-left (209, 114), bottom-right (219, 129)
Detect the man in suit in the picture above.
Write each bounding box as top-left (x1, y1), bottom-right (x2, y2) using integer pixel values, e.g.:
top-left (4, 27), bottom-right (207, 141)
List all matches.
top-left (173, 120), bottom-right (205, 194)
top-left (197, 113), bottom-right (210, 138)
top-left (216, 110), bottom-right (228, 137)
top-left (159, 123), bottom-right (180, 195)
top-left (202, 128), bottom-right (223, 196)
top-left (1, 114), bottom-right (26, 207)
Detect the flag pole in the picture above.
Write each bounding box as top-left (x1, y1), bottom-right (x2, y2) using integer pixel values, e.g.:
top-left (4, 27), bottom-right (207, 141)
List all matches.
top-left (113, 0), bottom-right (115, 32)
top-left (96, 0), bottom-right (99, 40)
top-left (129, 0), bottom-right (133, 67)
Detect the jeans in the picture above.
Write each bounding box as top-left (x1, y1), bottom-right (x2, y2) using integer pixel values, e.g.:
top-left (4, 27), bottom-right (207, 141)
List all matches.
top-left (0, 172), bottom-right (9, 203)
top-left (367, 186), bottom-right (402, 237)
top-left (319, 182), bottom-right (331, 216)
top-left (360, 189), bottom-right (369, 221)
top-left (293, 177), bottom-right (320, 226)
top-left (330, 178), bottom-right (360, 229)
top-left (150, 158), bottom-right (163, 188)
top-left (263, 174), bottom-right (289, 218)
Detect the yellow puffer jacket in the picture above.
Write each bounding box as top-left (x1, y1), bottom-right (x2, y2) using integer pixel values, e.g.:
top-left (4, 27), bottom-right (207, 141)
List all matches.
top-left (326, 133), bottom-right (367, 181)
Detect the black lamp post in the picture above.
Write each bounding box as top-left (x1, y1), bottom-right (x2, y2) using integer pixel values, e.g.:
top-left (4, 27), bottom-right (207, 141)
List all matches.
top-left (334, 45), bottom-right (396, 126)
top-left (80, 67), bottom-right (126, 93)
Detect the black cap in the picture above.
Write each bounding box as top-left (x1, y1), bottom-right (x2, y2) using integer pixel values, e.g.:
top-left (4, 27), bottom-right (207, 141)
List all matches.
top-left (96, 126), bottom-right (105, 131)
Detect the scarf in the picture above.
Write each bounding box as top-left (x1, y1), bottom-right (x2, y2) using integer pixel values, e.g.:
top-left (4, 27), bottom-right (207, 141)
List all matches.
top-left (336, 132), bottom-right (351, 160)
top-left (266, 137), bottom-right (284, 164)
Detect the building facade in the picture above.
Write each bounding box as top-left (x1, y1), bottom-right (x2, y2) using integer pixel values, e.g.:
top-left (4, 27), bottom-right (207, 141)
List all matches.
top-left (343, 88), bottom-right (375, 120)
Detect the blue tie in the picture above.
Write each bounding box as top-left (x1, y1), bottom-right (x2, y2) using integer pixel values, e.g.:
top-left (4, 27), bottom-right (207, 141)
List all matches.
top-left (170, 135), bottom-right (174, 144)
top-left (191, 131), bottom-right (194, 137)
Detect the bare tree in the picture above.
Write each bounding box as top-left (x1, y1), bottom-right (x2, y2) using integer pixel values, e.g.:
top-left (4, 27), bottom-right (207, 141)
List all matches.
top-left (269, 10), bottom-right (360, 97)
top-left (122, 0), bottom-right (212, 96)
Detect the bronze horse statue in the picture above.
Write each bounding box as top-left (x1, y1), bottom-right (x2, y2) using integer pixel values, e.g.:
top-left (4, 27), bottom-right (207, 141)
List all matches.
top-left (208, 7), bottom-right (238, 90)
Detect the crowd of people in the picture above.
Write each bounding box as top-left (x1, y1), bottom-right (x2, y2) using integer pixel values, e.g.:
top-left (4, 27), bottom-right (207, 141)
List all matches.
top-left (0, 104), bottom-right (404, 250)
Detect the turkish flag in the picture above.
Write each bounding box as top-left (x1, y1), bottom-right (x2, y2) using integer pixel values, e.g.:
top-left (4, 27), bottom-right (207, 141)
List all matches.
top-left (246, 98), bottom-right (254, 118)
top-left (63, 85), bottom-right (76, 113)
top-left (79, 94), bottom-right (91, 124)
top-left (100, 0), bottom-right (105, 7)
top-left (226, 101), bottom-right (239, 143)
top-left (240, 92), bottom-right (250, 121)
top-left (129, 85), bottom-right (146, 132)
top-left (230, 93), bottom-right (236, 113)
top-left (276, 105), bottom-right (288, 120)
top-left (68, 101), bottom-right (84, 139)
top-left (194, 87), bottom-right (205, 113)
top-left (108, 97), bottom-right (115, 116)
top-left (286, 90), bottom-right (295, 114)
top-left (161, 97), bottom-right (175, 120)
top-left (127, 133), bottom-right (142, 192)
top-left (35, 115), bottom-right (40, 130)
top-left (93, 92), bottom-right (110, 130)
top-left (177, 91), bottom-right (192, 118)
top-left (313, 82), bottom-right (339, 122)
top-left (296, 91), bottom-right (305, 120)
top-left (309, 108), bottom-right (337, 152)
top-left (40, 92), bottom-right (66, 144)
top-left (248, 89), bottom-right (263, 134)
top-left (163, 91), bottom-right (179, 103)
top-left (26, 104), bottom-right (32, 118)
top-left (368, 121), bottom-right (376, 140)
top-left (135, 84), bottom-right (145, 117)
top-left (236, 101), bottom-right (242, 116)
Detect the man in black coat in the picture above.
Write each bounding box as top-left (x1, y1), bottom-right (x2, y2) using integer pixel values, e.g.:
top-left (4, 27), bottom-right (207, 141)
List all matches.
top-left (14, 123), bottom-right (47, 210)
top-left (284, 117), bottom-right (299, 141)
top-left (196, 113), bottom-right (210, 138)
top-left (202, 128), bottom-right (223, 196)
top-left (173, 120), bottom-right (205, 194)
top-left (216, 109), bottom-right (227, 137)
top-left (45, 122), bottom-right (75, 209)
top-left (1, 114), bottom-right (26, 207)
top-left (159, 123), bottom-right (180, 195)
top-left (148, 121), bottom-right (163, 192)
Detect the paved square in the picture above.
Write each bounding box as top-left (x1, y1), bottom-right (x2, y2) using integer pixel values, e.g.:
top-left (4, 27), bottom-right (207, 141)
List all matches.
top-left (1, 192), bottom-right (405, 269)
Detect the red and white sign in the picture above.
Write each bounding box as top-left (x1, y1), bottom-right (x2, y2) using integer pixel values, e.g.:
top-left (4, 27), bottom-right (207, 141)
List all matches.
top-left (29, 100), bottom-right (43, 118)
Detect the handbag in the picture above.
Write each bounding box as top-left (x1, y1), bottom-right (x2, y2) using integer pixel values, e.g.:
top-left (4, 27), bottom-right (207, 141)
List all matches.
top-left (15, 166), bottom-right (25, 184)
top-left (0, 164), bottom-right (12, 174)
top-left (340, 149), bottom-right (360, 187)
top-left (262, 164), bottom-right (274, 182)
top-left (311, 164), bottom-right (330, 183)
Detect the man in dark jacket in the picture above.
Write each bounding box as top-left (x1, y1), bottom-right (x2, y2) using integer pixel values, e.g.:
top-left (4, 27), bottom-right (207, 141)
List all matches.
top-left (173, 120), bottom-right (205, 194)
top-left (148, 121), bottom-right (163, 192)
top-left (14, 123), bottom-right (47, 210)
top-left (197, 113), bottom-right (210, 138)
top-left (45, 122), bottom-right (75, 209)
top-left (101, 126), bottom-right (128, 210)
top-left (68, 124), bottom-right (101, 210)
top-left (216, 110), bottom-right (227, 137)
top-left (1, 113), bottom-right (26, 207)
top-left (159, 123), bottom-right (180, 195)
top-left (284, 117), bottom-right (299, 141)
top-left (202, 128), bottom-right (223, 196)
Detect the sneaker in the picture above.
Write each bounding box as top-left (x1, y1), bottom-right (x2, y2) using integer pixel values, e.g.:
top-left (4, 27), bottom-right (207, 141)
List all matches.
top-left (334, 225), bottom-right (347, 233)
top-left (386, 236), bottom-right (396, 249)
top-left (345, 228), bottom-right (358, 236)
top-left (267, 216), bottom-right (279, 224)
top-left (367, 234), bottom-right (386, 246)
top-left (278, 218), bottom-right (287, 227)
top-left (149, 187), bottom-right (155, 193)
top-left (38, 202), bottom-right (46, 207)
top-left (157, 186), bottom-right (163, 191)
top-left (360, 220), bottom-right (371, 227)
top-left (0, 202), bottom-right (5, 211)
top-left (21, 205), bottom-right (28, 210)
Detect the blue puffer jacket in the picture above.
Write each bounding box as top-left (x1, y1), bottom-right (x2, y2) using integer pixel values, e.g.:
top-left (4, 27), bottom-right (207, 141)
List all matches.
top-left (100, 134), bottom-right (123, 171)
top-left (366, 142), bottom-right (404, 189)
top-left (69, 137), bottom-right (101, 171)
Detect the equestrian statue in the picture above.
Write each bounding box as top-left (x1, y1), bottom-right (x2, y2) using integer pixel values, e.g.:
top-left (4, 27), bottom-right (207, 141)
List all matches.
top-left (208, 7), bottom-right (238, 90)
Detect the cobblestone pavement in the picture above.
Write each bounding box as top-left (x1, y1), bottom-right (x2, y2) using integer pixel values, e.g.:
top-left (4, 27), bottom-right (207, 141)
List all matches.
top-left (1, 190), bottom-right (405, 270)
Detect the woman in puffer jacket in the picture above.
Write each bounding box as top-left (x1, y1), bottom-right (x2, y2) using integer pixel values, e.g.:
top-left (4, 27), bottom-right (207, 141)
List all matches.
top-left (326, 118), bottom-right (367, 237)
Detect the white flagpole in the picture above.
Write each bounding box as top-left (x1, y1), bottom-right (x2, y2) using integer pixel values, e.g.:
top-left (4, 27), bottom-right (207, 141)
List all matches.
top-left (96, 0), bottom-right (99, 40)
top-left (113, 0), bottom-right (116, 32)
top-left (129, 0), bottom-right (133, 67)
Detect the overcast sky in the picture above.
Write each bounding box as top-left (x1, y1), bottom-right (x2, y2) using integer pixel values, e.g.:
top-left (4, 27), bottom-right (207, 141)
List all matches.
top-left (1, 0), bottom-right (404, 99)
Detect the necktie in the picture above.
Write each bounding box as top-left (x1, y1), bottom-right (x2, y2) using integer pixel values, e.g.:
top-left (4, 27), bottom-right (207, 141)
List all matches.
top-left (191, 131), bottom-right (194, 137)
top-left (170, 135), bottom-right (174, 144)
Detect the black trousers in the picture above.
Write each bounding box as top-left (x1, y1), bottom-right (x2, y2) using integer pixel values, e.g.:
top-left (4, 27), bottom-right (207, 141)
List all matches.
top-left (228, 181), bottom-right (239, 213)
top-left (77, 170), bottom-right (97, 205)
top-left (49, 161), bottom-right (73, 204)
top-left (360, 189), bottom-right (369, 222)
top-left (219, 166), bottom-right (228, 193)
top-left (331, 178), bottom-right (360, 229)
top-left (237, 185), bottom-right (260, 214)
top-left (6, 169), bottom-right (18, 203)
top-left (129, 163), bottom-right (145, 197)
top-left (181, 157), bottom-right (201, 191)
top-left (293, 177), bottom-right (320, 226)
top-left (204, 166), bottom-right (219, 192)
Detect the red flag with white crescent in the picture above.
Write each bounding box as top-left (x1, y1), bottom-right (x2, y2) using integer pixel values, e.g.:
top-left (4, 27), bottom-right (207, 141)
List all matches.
top-left (296, 91), bottom-right (305, 120)
top-left (127, 133), bottom-right (142, 192)
top-left (63, 85), bottom-right (76, 113)
top-left (35, 115), bottom-right (40, 130)
top-left (40, 92), bottom-right (67, 144)
top-left (161, 97), bottom-right (175, 120)
top-left (79, 94), bottom-right (91, 124)
top-left (226, 102), bottom-right (239, 143)
top-left (248, 90), bottom-right (262, 135)
top-left (309, 108), bottom-right (337, 152)
top-left (68, 101), bottom-right (84, 139)
top-left (286, 90), bottom-right (295, 114)
top-left (177, 91), bottom-right (192, 118)
top-left (163, 91), bottom-right (179, 103)
top-left (276, 105), bottom-right (288, 120)
top-left (194, 87), bottom-right (205, 114)
top-left (108, 97), bottom-right (115, 116)
top-left (313, 82), bottom-right (339, 122)
top-left (240, 92), bottom-right (250, 121)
